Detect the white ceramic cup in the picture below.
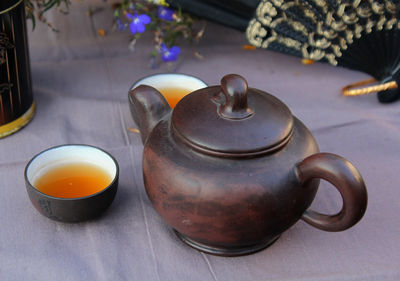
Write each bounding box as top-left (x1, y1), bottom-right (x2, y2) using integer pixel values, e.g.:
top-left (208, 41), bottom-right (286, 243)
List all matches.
top-left (130, 73), bottom-right (207, 108)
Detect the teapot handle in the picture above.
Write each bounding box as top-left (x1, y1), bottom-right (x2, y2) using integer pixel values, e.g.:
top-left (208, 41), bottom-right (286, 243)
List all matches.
top-left (296, 153), bottom-right (367, 232)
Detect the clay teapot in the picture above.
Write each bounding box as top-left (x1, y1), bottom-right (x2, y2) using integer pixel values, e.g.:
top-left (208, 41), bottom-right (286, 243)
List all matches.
top-left (129, 74), bottom-right (368, 256)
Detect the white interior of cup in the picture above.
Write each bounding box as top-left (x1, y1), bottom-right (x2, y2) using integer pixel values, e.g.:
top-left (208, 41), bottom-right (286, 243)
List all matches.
top-left (131, 73), bottom-right (207, 91)
top-left (26, 145), bottom-right (117, 188)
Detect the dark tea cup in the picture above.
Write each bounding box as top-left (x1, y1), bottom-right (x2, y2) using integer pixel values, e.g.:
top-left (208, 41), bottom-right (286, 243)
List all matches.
top-left (24, 144), bottom-right (119, 222)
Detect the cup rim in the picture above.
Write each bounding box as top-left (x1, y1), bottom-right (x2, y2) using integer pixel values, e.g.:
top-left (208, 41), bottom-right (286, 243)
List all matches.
top-left (24, 144), bottom-right (119, 201)
top-left (129, 72), bottom-right (207, 92)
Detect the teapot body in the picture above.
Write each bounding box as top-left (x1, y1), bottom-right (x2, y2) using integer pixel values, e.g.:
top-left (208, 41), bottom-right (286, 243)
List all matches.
top-left (143, 117), bottom-right (319, 255)
top-left (131, 74), bottom-right (367, 256)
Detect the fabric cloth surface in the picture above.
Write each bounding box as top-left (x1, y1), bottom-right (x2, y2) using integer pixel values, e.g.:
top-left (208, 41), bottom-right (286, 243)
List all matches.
top-left (1, 1), bottom-right (399, 280)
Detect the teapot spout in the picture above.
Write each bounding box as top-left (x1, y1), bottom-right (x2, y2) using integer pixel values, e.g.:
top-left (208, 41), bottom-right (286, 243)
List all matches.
top-left (129, 85), bottom-right (171, 144)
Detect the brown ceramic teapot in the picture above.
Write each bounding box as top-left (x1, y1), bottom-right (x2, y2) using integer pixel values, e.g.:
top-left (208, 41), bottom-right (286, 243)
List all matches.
top-left (129, 74), bottom-right (368, 256)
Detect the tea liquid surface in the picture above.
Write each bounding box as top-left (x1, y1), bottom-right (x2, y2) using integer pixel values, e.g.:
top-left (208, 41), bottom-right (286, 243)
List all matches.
top-left (34, 162), bottom-right (112, 198)
top-left (159, 87), bottom-right (193, 108)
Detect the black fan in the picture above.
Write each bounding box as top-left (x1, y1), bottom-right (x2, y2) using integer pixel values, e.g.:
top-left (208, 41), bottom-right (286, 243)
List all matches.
top-left (168, 0), bottom-right (260, 31)
top-left (246, 0), bottom-right (400, 103)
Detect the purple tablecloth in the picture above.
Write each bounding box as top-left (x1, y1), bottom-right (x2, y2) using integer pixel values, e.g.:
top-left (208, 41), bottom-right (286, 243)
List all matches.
top-left (1, 2), bottom-right (400, 280)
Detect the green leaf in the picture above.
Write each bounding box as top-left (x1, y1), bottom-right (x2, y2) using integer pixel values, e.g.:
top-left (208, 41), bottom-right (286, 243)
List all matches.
top-left (29, 13), bottom-right (36, 30)
top-left (41, 0), bottom-right (65, 13)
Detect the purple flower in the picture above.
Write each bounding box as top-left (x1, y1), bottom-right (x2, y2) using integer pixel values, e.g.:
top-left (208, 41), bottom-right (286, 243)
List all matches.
top-left (158, 6), bottom-right (174, 21)
top-left (160, 43), bottom-right (180, 62)
top-left (116, 18), bottom-right (126, 31)
top-left (126, 12), bottom-right (151, 34)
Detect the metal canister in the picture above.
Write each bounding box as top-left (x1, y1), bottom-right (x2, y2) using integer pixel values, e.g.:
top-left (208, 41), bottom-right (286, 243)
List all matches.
top-left (0, 0), bottom-right (35, 138)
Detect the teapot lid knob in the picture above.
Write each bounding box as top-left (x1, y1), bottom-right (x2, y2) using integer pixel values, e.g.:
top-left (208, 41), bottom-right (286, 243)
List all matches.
top-left (219, 74), bottom-right (254, 120)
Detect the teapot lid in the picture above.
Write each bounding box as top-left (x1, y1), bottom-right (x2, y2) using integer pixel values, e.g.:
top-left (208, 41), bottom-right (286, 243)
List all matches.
top-left (171, 74), bottom-right (294, 157)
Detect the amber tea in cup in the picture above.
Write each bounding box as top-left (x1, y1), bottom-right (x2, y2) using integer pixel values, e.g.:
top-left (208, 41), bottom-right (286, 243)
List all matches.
top-left (34, 162), bottom-right (112, 198)
top-left (157, 87), bottom-right (194, 108)
top-left (25, 144), bottom-right (119, 222)
top-left (130, 73), bottom-right (207, 108)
